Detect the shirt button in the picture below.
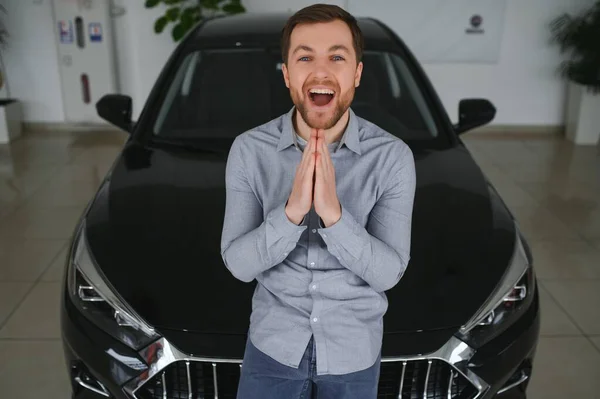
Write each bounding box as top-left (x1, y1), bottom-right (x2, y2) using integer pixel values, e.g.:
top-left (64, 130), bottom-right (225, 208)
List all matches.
top-left (311, 284), bottom-right (317, 290)
top-left (284, 252), bottom-right (288, 256)
top-left (322, 234), bottom-right (327, 238)
top-left (312, 229), bottom-right (317, 233)
top-left (312, 317), bottom-right (318, 323)
top-left (310, 262), bottom-right (315, 267)
top-left (336, 256), bottom-right (340, 260)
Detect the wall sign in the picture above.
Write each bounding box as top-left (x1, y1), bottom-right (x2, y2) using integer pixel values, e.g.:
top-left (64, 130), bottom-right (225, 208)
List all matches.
top-left (466, 14), bottom-right (485, 34)
top-left (89, 22), bottom-right (103, 42)
top-left (58, 20), bottom-right (74, 44)
top-left (348, 0), bottom-right (507, 64)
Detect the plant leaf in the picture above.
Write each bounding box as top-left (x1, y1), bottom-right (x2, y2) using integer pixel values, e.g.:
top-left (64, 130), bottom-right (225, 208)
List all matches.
top-left (201, 0), bottom-right (221, 11)
top-left (154, 16), bottom-right (169, 33)
top-left (549, 1), bottom-right (600, 90)
top-left (166, 7), bottom-right (181, 21)
top-left (181, 6), bottom-right (200, 25)
top-left (172, 22), bottom-right (188, 41)
top-left (145, 0), bottom-right (161, 8)
top-left (222, 3), bottom-right (246, 14)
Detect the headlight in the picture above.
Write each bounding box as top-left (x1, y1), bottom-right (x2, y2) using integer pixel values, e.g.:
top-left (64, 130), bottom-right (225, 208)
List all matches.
top-left (457, 229), bottom-right (535, 347)
top-left (67, 221), bottom-right (161, 350)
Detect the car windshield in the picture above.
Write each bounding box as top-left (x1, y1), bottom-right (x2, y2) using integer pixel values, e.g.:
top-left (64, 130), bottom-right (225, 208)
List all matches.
top-left (152, 48), bottom-right (439, 142)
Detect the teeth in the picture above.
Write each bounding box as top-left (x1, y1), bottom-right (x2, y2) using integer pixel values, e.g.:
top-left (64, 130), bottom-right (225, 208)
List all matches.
top-left (310, 88), bottom-right (334, 95)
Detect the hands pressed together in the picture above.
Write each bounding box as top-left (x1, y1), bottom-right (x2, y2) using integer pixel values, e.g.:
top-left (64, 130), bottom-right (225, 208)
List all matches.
top-left (285, 129), bottom-right (342, 227)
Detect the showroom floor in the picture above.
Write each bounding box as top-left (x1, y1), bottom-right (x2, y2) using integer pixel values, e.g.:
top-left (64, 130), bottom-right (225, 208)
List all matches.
top-left (0, 129), bottom-right (599, 398)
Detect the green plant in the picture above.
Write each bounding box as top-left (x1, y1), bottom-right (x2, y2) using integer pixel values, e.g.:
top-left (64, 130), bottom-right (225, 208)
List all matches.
top-left (550, 1), bottom-right (600, 93)
top-left (145, 0), bottom-right (246, 42)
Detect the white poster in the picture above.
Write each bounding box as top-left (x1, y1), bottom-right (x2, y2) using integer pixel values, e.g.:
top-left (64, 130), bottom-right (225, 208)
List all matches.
top-left (348, 0), bottom-right (507, 63)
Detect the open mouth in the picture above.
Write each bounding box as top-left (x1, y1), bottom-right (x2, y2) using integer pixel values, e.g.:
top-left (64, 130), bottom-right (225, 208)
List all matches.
top-left (309, 88), bottom-right (335, 107)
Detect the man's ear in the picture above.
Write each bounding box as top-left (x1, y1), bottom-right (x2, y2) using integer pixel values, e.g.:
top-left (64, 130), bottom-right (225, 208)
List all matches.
top-left (355, 61), bottom-right (363, 88)
top-left (282, 63), bottom-right (290, 88)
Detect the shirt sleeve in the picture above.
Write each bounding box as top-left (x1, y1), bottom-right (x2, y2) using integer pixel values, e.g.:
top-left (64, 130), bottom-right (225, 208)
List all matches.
top-left (317, 143), bottom-right (416, 292)
top-left (220, 137), bottom-right (307, 283)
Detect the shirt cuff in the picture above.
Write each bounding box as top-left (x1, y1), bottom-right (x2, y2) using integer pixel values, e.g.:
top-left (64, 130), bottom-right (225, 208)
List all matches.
top-left (317, 204), bottom-right (363, 259)
top-left (267, 201), bottom-right (307, 238)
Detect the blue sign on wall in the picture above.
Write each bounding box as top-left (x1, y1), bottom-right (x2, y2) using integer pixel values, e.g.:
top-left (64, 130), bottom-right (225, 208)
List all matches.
top-left (89, 23), bottom-right (103, 42)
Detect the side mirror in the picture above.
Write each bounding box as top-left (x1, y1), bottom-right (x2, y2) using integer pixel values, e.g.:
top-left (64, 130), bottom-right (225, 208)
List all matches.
top-left (454, 99), bottom-right (496, 135)
top-left (96, 94), bottom-right (133, 133)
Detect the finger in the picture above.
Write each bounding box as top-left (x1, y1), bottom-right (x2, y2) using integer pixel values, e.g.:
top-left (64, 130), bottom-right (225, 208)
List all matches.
top-left (300, 133), bottom-right (313, 164)
top-left (323, 137), bottom-right (334, 172)
top-left (307, 136), bottom-right (317, 171)
top-left (308, 148), bottom-right (316, 181)
top-left (319, 136), bottom-right (330, 176)
top-left (318, 144), bottom-right (327, 179)
top-left (316, 136), bottom-right (324, 164)
top-left (300, 135), bottom-right (317, 175)
top-left (297, 145), bottom-right (309, 176)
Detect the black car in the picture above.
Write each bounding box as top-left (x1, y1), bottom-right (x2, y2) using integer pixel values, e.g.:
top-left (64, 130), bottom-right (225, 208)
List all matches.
top-left (61, 12), bottom-right (539, 399)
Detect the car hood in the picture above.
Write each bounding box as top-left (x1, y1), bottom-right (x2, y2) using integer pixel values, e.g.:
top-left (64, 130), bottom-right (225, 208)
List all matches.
top-left (84, 140), bottom-right (516, 357)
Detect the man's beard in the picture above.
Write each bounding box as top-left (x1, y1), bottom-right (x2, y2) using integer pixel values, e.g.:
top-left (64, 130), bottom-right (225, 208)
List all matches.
top-left (291, 84), bottom-right (355, 130)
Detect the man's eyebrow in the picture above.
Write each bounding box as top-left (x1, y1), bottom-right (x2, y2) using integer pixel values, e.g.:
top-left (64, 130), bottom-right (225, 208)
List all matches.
top-left (329, 44), bottom-right (351, 53)
top-left (292, 45), bottom-right (351, 54)
top-left (292, 45), bottom-right (314, 54)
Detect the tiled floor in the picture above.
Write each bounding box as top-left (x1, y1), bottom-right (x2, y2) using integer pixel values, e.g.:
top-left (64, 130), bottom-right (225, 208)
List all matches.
top-left (0, 129), bottom-right (599, 397)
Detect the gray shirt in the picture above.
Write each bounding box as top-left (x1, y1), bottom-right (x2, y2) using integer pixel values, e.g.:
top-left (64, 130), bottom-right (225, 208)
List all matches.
top-left (220, 107), bottom-right (416, 375)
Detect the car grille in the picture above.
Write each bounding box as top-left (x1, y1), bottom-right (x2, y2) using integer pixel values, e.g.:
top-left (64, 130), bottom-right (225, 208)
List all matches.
top-left (379, 360), bottom-right (478, 399)
top-left (136, 359), bottom-right (478, 399)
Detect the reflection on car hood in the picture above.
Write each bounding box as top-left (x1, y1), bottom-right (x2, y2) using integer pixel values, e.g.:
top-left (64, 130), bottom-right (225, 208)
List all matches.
top-left (84, 140), bottom-right (515, 357)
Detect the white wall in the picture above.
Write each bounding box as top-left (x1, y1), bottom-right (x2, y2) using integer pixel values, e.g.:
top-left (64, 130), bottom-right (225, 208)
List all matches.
top-left (111, 0), bottom-right (178, 119)
top-left (244, 0), bottom-right (345, 13)
top-left (418, 0), bottom-right (594, 125)
top-left (2, 0), bottom-right (595, 126)
top-left (2, 0), bottom-right (65, 122)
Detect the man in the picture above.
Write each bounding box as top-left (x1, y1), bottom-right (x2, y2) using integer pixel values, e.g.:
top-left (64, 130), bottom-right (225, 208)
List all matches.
top-left (220, 4), bottom-right (416, 398)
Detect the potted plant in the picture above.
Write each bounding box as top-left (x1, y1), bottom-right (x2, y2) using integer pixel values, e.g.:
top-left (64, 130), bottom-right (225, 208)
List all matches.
top-left (145, 0), bottom-right (246, 42)
top-left (550, 1), bottom-right (600, 146)
top-left (0, 4), bottom-right (22, 144)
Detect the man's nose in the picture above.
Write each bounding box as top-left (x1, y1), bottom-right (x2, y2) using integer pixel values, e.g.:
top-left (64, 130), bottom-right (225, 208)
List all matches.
top-left (311, 58), bottom-right (331, 80)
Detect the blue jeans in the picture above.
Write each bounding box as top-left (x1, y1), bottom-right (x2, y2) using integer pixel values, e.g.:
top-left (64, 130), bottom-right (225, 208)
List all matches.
top-left (236, 336), bottom-right (381, 399)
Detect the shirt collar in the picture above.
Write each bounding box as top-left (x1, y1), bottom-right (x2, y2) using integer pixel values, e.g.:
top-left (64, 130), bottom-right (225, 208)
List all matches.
top-left (277, 106), bottom-right (362, 155)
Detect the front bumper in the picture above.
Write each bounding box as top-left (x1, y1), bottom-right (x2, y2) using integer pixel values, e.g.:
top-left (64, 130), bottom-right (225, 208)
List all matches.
top-left (62, 282), bottom-right (540, 399)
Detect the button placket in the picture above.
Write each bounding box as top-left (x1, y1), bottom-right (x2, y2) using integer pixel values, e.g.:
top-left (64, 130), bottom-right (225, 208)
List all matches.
top-left (307, 207), bottom-right (317, 269)
top-left (310, 295), bottom-right (325, 374)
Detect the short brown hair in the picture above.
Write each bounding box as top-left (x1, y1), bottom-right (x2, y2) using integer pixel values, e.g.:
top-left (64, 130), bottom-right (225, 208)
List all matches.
top-left (281, 4), bottom-right (364, 65)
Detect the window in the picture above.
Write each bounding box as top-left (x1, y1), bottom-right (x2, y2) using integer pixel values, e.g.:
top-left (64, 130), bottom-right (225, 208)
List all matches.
top-left (152, 48), bottom-right (439, 141)
top-left (353, 51), bottom-right (438, 140)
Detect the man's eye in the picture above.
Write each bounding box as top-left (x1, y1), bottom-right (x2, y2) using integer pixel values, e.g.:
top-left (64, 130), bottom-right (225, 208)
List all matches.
top-left (299, 57), bottom-right (310, 62)
top-left (332, 55), bottom-right (345, 61)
